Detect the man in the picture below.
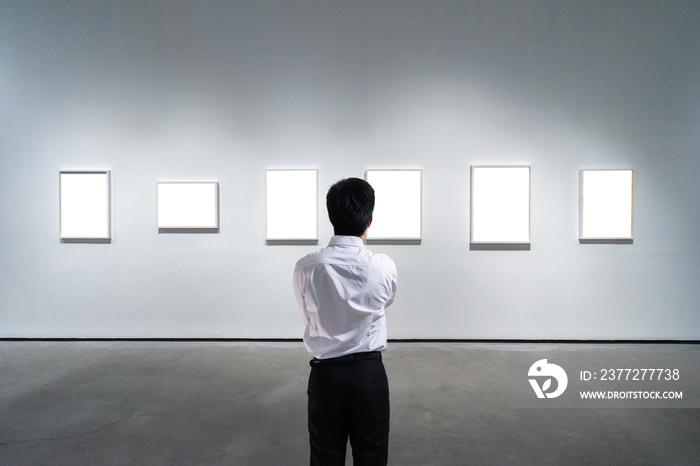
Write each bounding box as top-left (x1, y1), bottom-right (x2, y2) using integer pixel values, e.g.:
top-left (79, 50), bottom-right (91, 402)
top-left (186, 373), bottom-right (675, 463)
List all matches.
top-left (293, 177), bottom-right (398, 466)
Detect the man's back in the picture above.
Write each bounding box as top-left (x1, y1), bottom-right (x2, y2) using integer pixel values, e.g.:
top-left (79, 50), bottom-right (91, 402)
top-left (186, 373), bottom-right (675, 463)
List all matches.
top-left (294, 235), bottom-right (397, 359)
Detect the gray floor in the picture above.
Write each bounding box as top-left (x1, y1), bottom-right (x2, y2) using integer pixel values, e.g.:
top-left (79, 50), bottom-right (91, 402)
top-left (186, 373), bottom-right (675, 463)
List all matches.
top-left (0, 341), bottom-right (698, 465)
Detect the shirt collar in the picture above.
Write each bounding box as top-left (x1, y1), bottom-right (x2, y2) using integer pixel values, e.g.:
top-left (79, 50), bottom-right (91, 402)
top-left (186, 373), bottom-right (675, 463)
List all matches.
top-left (328, 235), bottom-right (365, 248)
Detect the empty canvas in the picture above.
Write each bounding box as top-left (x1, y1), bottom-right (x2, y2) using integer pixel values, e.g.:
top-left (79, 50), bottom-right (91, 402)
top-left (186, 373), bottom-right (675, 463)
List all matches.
top-left (157, 182), bottom-right (219, 229)
top-left (60, 171), bottom-right (111, 240)
top-left (580, 170), bottom-right (633, 240)
top-left (471, 166), bottom-right (530, 244)
top-left (365, 170), bottom-right (422, 241)
top-left (266, 170), bottom-right (317, 241)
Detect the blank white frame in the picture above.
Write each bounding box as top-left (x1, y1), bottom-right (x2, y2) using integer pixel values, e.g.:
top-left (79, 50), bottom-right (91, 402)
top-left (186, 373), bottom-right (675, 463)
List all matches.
top-left (365, 170), bottom-right (422, 242)
top-left (470, 166), bottom-right (531, 246)
top-left (60, 170), bottom-right (111, 241)
top-left (157, 182), bottom-right (219, 230)
top-left (266, 170), bottom-right (318, 243)
top-left (579, 169), bottom-right (633, 242)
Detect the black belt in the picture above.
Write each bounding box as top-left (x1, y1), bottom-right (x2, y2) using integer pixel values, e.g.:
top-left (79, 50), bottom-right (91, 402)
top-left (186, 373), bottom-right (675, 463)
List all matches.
top-left (310, 351), bottom-right (382, 366)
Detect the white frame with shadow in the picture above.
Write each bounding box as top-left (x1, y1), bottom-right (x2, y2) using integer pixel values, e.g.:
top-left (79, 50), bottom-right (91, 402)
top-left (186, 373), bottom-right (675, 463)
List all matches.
top-left (265, 169), bottom-right (318, 245)
top-left (470, 165), bottom-right (531, 250)
top-left (157, 181), bottom-right (220, 233)
top-left (59, 170), bottom-right (112, 243)
top-left (364, 169), bottom-right (422, 245)
top-left (579, 169), bottom-right (633, 244)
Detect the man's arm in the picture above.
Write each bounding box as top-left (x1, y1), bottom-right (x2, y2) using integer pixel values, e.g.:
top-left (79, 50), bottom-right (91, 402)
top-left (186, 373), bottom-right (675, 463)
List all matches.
top-left (292, 265), bottom-right (310, 325)
top-left (381, 256), bottom-right (398, 309)
top-left (384, 272), bottom-right (398, 309)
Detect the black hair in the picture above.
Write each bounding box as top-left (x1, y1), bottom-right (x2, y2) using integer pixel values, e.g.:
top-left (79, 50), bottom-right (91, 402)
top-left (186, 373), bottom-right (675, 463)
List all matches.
top-left (326, 178), bottom-right (375, 236)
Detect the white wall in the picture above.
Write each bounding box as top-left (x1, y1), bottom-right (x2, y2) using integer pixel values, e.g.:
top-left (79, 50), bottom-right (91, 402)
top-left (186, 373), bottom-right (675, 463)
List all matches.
top-left (1, 0), bottom-right (698, 339)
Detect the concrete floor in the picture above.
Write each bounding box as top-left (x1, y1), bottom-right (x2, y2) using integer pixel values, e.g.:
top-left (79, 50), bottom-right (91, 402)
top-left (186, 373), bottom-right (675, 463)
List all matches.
top-left (0, 341), bottom-right (698, 465)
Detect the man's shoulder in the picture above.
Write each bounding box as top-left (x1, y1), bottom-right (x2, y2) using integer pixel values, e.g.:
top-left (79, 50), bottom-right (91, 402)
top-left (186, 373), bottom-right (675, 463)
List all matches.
top-left (295, 246), bottom-right (395, 274)
top-left (294, 249), bottom-right (324, 270)
top-left (369, 252), bottom-right (397, 275)
top-left (294, 245), bottom-right (338, 271)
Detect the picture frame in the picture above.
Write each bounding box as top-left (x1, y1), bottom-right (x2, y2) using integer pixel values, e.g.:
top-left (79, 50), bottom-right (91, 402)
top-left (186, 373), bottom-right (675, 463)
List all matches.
top-left (470, 166), bottom-right (531, 250)
top-left (364, 169), bottom-right (422, 244)
top-left (157, 181), bottom-right (220, 233)
top-left (265, 169), bottom-right (318, 244)
top-left (59, 170), bottom-right (112, 243)
top-left (579, 169), bottom-right (633, 244)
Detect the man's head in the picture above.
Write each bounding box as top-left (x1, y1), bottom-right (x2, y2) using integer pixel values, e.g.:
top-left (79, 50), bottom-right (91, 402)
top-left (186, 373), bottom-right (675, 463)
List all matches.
top-left (326, 178), bottom-right (375, 237)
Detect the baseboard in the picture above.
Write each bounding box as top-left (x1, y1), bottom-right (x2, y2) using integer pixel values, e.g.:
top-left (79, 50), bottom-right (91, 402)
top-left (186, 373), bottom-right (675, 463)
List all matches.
top-left (0, 337), bottom-right (697, 344)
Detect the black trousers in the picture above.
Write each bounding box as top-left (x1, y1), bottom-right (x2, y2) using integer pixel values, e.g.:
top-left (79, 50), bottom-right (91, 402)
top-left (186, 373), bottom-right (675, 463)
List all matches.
top-left (307, 353), bottom-right (390, 466)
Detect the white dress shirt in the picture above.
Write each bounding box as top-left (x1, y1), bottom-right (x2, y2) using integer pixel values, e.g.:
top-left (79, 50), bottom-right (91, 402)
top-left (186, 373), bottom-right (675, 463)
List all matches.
top-left (293, 235), bottom-right (398, 359)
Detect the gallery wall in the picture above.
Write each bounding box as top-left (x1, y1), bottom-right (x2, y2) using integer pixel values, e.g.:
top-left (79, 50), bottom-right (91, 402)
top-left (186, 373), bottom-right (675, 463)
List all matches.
top-left (1, 0), bottom-right (699, 339)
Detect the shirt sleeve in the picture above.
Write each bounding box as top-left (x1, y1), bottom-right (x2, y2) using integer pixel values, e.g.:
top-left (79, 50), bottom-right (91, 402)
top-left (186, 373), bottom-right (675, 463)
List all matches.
top-left (380, 255), bottom-right (398, 310)
top-left (292, 263), bottom-right (310, 325)
top-left (386, 274), bottom-right (397, 309)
